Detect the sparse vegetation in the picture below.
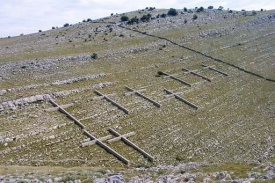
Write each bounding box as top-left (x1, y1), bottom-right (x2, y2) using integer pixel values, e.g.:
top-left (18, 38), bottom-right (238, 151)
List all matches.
top-left (0, 7), bottom-right (275, 183)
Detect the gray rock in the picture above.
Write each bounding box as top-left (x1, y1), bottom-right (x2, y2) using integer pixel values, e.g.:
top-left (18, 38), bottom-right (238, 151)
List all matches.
top-left (92, 82), bottom-right (113, 89)
top-left (94, 178), bottom-right (105, 183)
top-left (46, 179), bottom-right (53, 183)
top-left (54, 177), bottom-right (62, 182)
top-left (2, 102), bottom-right (9, 108)
top-left (231, 180), bottom-right (243, 183)
top-left (217, 172), bottom-right (226, 180)
top-left (32, 179), bottom-right (40, 183)
top-left (52, 73), bottom-right (106, 85)
top-left (249, 172), bottom-right (260, 179)
top-left (108, 174), bottom-right (125, 183)
top-left (265, 170), bottom-right (275, 179)
top-left (94, 174), bottom-right (124, 183)
top-left (35, 95), bottom-right (44, 101)
top-left (0, 90), bottom-right (7, 96)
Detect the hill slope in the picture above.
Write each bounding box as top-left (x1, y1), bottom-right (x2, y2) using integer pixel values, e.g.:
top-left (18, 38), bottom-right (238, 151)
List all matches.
top-left (0, 8), bottom-right (275, 173)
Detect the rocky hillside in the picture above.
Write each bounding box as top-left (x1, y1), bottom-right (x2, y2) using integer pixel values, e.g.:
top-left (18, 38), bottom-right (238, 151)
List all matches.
top-left (0, 7), bottom-right (275, 182)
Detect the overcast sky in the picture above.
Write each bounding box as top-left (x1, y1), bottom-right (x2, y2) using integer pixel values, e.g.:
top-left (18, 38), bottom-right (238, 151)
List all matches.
top-left (0, 0), bottom-right (274, 38)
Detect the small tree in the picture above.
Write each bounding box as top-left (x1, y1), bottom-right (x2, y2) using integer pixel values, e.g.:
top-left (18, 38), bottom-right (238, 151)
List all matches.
top-left (91, 53), bottom-right (98, 59)
top-left (121, 15), bottom-right (129, 21)
top-left (87, 18), bottom-right (92, 22)
top-left (161, 13), bottom-right (167, 18)
top-left (218, 6), bottom-right (224, 10)
top-left (64, 23), bottom-right (69, 27)
top-left (167, 8), bottom-right (178, 16)
top-left (197, 6), bottom-right (204, 12)
top-left (193, 14), bottom-right (198, 20)
top-left (127, 16), bottom-right (139, 24)
top-left (208, 6), bottom-right (214, 9)
top-left (38, 30), bottom-right (42, 32)
top-left (141, 15), bottom-right (148, 22)
top-left (229, 10), bottom-right (233, 13)
top-left (183, 7), bottom-right (188, 12)
top-left (52, 27), bottom-right (55, 29)
top-left (141, 13), bottom-right (152, 22)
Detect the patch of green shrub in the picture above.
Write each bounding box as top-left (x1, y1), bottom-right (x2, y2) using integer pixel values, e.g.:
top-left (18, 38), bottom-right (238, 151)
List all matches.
top-left (127, 16), bottom-right (139, 24)
top-left (160, 13), bottom-right (167, 18)
top-left (121, 15), bottom-right (129, 21)
top-left (140, 13), bottom-right (152, 22)
top-left (197, 6), bottom-right (204, 12)
top-left (91, 53), bottom-right (98, 59)
top-left (63, 23), bottom-right (69, 27)
top-left (167, 8), bottom-right (178, 16)
top-left (208, 6), bottom-right (214, 9)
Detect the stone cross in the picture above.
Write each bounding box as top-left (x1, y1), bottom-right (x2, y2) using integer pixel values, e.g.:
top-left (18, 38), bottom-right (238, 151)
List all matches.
top-left (125, 86), bottom-right (161, 107)
top-left (182, 68), bottom-right (211, 82)
top-left (201, 64), bottom-right (228, 76)
top-left (163, 88), bottom-right (198, 110)
top-left (94, 89), bottom-right (129, 114)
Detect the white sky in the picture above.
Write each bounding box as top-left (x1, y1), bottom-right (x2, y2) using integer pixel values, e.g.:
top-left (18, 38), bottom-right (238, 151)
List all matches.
top-left (0, 0), bottom-right (274, 37)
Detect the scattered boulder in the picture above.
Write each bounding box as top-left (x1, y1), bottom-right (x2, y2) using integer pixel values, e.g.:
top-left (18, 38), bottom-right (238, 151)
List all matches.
top-left (92, 82), bottom-right (113, 89)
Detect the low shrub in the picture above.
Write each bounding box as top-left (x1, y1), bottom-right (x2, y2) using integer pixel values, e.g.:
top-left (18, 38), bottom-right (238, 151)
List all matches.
top-left (208, 6), bottom-right (214, 9)
top-left (91, 53), bottom-right (98, 59)
top-left (167, 8), bottom-right (178, 16)
top-left (127, 16), bottom-right (139, 24)
top-left (121, 15), bottom-right (129, 21)
top-left (197, 6), bottom-right (204, 12)
top-left (140, 13), bottom-right (152, 22)
top-left (63, 23), bottom-right (69, 27)
top-left (160, 13), bottom-right (167, 18)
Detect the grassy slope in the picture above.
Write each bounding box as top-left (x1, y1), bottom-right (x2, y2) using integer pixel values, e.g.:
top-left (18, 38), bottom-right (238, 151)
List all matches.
top-left (0, 8), bottom-right (275, 175)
